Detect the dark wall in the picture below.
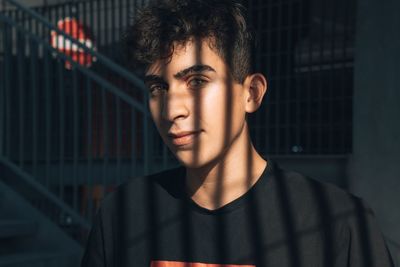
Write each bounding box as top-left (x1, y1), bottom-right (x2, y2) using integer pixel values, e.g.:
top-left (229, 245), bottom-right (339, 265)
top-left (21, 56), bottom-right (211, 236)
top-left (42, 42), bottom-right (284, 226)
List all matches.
top-left (350, 0), bottom-right (400, 264)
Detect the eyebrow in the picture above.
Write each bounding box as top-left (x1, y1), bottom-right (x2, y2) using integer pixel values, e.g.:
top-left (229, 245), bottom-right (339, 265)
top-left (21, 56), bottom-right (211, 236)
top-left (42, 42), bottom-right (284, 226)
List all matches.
top-left (173, 64), bottom-right (216, 79)
top-left (144, 64), bottom-right (216, 84)
top-left (144, 75), bottom-right (165, 85)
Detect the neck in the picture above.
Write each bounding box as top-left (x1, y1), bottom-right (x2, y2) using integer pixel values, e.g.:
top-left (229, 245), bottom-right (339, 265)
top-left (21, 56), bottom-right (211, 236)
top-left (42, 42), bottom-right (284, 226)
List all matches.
top-left (185, 126), bottom-right (267, 210)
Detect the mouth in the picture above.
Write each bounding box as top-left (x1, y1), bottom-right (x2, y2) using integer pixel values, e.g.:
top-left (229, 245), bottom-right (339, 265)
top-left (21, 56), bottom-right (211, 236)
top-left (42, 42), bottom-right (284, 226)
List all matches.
top-left (168, 131), bottom-right (202, 146)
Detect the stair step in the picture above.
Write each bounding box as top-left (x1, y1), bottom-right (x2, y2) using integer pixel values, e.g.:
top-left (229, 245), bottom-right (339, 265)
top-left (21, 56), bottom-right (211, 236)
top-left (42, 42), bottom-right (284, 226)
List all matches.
top-left (0, 220), bottom-right (38, 239)
top-left (0, 252), bottom-right (58, 266)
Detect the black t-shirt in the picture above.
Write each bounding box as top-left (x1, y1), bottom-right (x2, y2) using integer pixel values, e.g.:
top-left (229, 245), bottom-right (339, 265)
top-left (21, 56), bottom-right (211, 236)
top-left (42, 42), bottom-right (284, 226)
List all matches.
top-left (81, 162), bottom-right (394, 267)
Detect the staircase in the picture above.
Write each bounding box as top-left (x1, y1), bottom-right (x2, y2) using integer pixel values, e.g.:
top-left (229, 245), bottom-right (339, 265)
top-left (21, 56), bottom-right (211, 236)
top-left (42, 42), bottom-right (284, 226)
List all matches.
top-left (0, 166), bottom-right (81, 266)
top-left (0, 0), bottom-right (176, 265)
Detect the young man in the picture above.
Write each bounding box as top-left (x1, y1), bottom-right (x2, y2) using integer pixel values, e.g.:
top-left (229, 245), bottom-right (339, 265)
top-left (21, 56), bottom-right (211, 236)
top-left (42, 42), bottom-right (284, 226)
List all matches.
top-left (81, 0), bottom-right (394, 266)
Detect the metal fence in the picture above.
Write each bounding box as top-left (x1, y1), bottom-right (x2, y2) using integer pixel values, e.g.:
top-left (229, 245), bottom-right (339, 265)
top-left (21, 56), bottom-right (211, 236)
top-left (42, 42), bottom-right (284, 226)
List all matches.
top-left (249, 0), bottom-right (355, 155)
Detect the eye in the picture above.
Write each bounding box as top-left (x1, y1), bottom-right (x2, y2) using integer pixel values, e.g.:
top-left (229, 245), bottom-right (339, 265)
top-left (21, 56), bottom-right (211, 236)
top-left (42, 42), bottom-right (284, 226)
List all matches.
top-left (148, 83), bottom-right (167, 97)
top-left (187, 77), bottom-right (207, 88)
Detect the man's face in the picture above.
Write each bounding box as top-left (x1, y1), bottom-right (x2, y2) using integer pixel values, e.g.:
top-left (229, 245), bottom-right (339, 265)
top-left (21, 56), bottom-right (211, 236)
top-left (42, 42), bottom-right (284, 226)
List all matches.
top-left (145, 39), bottom-right (249, 168)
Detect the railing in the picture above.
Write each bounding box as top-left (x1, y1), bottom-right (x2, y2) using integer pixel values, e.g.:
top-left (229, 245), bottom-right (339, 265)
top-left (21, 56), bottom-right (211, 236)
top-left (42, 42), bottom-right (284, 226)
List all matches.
top-left (0, 0), bottom-right (176, 243)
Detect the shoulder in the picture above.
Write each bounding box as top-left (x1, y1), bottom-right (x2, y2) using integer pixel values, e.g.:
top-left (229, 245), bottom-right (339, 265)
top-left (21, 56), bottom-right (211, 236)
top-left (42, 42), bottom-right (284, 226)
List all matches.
top-left (269, 163), bottom-right (393, 265)
top-left (272, 162), bottom-right (370, 214)
top-left (268, 162), bottom-right (374, 232)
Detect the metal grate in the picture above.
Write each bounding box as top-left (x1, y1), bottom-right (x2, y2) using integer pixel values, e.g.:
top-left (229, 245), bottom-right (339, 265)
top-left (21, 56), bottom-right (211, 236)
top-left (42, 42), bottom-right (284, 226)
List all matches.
top-left (248, 0), bottom-right (356, 155)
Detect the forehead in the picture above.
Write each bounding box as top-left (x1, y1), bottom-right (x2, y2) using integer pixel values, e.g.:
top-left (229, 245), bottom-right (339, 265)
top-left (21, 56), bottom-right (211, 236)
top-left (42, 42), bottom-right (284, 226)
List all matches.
top-left (145, 38), bottom-right (230, 78)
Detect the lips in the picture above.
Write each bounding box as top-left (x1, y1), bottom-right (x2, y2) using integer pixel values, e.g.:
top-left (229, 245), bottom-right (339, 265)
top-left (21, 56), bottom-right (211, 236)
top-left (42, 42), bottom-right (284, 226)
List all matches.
top-left (168, 131), bottom-right (201, 146)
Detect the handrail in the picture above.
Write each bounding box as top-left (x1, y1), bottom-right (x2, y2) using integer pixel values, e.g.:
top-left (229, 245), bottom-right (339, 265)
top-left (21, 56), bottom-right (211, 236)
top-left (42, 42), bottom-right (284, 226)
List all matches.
top-left (0, 156), bottom-right (91, 229)
top-left (2, 0), bottom-right (148, 95)
top-left (0, 12), bottom-right (149, 115)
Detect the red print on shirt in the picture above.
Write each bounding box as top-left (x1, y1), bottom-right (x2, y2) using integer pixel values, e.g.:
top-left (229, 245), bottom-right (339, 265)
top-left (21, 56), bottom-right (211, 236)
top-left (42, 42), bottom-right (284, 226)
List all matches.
top-left (150, 260), bottom-right (255, 267)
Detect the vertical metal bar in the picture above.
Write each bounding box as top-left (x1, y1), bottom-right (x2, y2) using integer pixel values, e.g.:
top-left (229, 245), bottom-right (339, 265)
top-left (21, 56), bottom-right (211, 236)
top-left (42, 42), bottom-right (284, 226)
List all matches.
top-left (341, 0), bottom-right (351, 153)
top-left (17, 10), bottom-right (24, 167)
top-left (317, 0), bottom-right (328, 154)
top-left (285, 0), bottom-right (294, 154)
top-left (49, 3), bottom-right (55, 30)
top-left (265, 0), bottom-right (273, 154)
top-left (53, 3), bottom-right (58, 25)
top-left (48, 5), bottom-right (54, 51)
top-left (31, 17), bottom-right (39, 178)
top-left (45, 38), bottom-right (52, 187)
top-left (101, 86), bottom-right (108, 195)
top-left (126, 0), bottom-right (130, 27)
top-left (4, 17), bottom-right (14, 160)
top-left (25, 14), bottom-right (32, 165)
top-left (37, 6), bottom-right (43, 48)
top-left (130, 109), bottom-right (136, 176)
top-left (328, 0), bottom-right (339, 153)
top-left (68, 0), bottom-right (73, 69)
top-left (118, 0), bottom-right (122, 41)
top-left (111, 0), bottom-right (115, 58)
top-left (4, 17), bottom-right (11, 159)
top-left (116, 97), bottom-right (121, 184)
top-left (79, 0), bottom-right (85, 67)
top-left (53, 5), bottom-right (57, 52)
top-left (34, 9), bottom-right (41, 175)
top-left (58, 55), bottom-right (65, 203)
top-left (274, 1), bottom-right (283, 154)
top-left (86, 76), bottom-right (93, 221)
top-left (90, 0), bottom-right (94, 46)
top-left (54, 6), bottom-right (63, 200)
top-left (106, 0), bottom-right (111, 55)
top-left (81, 2), bottom-right (89, 207)
top-left (72, 68), bottom-right (79, 212)
top-left (43, 1), bottom-right (49, 22)
top-left (104, 0), bottom-right (109, 54)
top-left (0, 20), bottom-right (4, 156)
top-left (60, 0), bottom-right (66, 64)
top-left (96, 0), bottom-right (101, 50)
top-left (295, 0), bottom-right (303, 154)
top-left (349, 1), bottom-right (356, 154)
top-left (0, 21), bottom-right (6, 157)
top-left (306, 1), bottom-right (313, 154)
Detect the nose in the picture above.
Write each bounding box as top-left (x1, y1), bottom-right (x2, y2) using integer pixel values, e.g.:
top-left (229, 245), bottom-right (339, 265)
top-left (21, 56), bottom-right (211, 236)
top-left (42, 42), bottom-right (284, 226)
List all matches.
top-left (161, 89), bottom-right (189, 122)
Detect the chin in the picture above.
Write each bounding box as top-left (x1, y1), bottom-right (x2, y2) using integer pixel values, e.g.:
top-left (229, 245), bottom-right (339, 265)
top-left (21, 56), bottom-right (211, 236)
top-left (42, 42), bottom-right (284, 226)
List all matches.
top-left (175, 156), bottom-right (206, 169)
top-left (173, 150), bottom-right (221, 170)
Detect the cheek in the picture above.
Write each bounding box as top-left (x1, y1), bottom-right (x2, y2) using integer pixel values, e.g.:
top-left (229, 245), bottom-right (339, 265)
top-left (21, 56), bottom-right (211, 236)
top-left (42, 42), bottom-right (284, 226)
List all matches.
top-left (200, 87), bottom-right (227, 125)
top-left (201, 84), bottom-right (244, 127)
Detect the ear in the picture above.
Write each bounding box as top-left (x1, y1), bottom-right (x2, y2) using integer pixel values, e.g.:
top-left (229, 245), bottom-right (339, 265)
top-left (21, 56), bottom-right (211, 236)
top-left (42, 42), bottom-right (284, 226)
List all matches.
top-left (243, 73), bottom-right (268, 113)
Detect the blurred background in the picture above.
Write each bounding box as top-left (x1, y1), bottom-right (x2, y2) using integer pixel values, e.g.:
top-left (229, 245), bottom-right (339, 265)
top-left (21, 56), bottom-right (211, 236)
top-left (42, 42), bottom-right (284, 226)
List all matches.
top-left (0, 0), bottom-right (399, 266)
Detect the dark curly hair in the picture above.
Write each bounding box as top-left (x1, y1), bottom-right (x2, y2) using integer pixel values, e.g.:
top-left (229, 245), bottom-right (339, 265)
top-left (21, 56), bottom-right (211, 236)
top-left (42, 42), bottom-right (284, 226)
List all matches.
top-left (124, 0), bottom-right (256, 83)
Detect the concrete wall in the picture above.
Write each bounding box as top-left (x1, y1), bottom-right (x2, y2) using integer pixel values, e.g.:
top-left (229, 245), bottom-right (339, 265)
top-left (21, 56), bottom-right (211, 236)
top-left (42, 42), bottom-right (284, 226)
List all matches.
top-left (350, 0), bottom-right (400, 264)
